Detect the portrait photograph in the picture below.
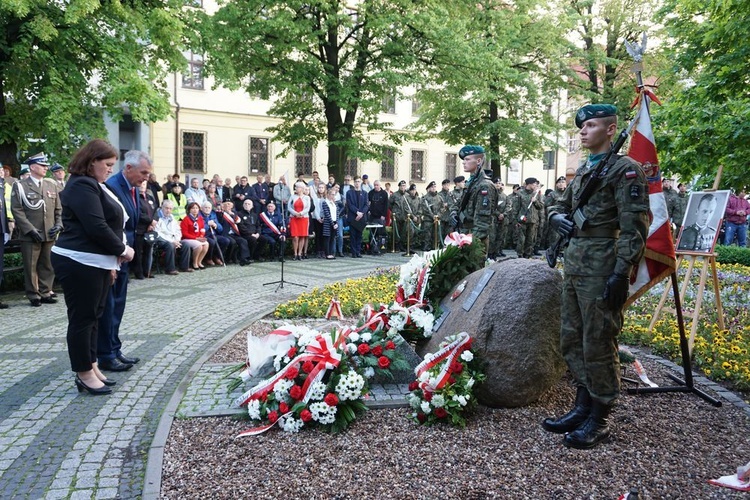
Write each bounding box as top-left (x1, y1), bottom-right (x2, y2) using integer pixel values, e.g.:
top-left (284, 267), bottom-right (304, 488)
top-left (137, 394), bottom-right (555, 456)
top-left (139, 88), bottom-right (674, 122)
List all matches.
top-left (675, 190), bottom-right (730, 254)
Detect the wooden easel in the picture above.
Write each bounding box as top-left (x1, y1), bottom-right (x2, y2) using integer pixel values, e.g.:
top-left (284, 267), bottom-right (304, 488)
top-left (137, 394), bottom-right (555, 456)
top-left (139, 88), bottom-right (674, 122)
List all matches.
top-left (648, 168), bottom-right (725, 354)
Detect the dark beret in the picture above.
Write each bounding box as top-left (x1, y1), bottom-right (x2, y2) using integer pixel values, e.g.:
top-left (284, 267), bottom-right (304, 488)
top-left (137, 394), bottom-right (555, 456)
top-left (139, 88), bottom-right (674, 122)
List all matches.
top-left (458, 145), bottom-right (485, 159)
top-left (426, 181), bottom-right (436, 189)
top-left (575, 104), bottom-right (617, 128)
top-left (398, 180), bottom-right (406, 186)
top-left (524, 177), bottom-right (539, 185)
top-left (442, 179), bottom-right (451, 185)
top-left (453, 176), bottom-right (465, 183)
top-left (409, 184), bottom-right (417, 191)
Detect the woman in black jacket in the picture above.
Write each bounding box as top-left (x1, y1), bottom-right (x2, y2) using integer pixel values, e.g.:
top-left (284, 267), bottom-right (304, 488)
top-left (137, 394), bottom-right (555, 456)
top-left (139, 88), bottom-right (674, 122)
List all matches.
top-left (51, 139), bottom-right (135, 395)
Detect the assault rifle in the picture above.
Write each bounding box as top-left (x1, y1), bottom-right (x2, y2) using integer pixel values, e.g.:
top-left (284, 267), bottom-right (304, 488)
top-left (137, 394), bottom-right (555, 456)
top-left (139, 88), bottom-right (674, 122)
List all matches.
top-left (545, 116), bottom-right (638, 268)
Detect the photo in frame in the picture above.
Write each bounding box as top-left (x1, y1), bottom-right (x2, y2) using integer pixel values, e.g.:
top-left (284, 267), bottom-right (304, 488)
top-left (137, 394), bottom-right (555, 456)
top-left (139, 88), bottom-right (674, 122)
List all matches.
top-left (675, 190), bottom-right (730, 254)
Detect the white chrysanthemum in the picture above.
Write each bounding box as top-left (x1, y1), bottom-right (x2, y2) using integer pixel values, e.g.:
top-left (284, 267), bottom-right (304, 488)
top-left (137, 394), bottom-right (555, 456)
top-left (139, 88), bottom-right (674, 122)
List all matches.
top-left (452, 394), bottom-right (467, 407)
top-left (309, 402), bottom-right (337, 425)
top-left (335, 371), bottom-right (365, 400)
top-left (273, 355), bottom-right (282, 372)
top-left (418, 372), bottom-right (430, 383)
top-left (388, 311), bottom-right (407, 332)
top-left (408, 394), bottom-right (422, 409)
top-left (281, 415), bottom-right (303, 433)
top-left (431, 394), bottom-right (445, 408)
top-left (282, 355), bottom-right (290, 364)
top-left (420, 401), bottom-right (432, 414)
top-left (360, 332), bottom-right (372, 343)
top-left (309, 381), bottom-right (326, 401)
top-left (247, 400), bottom-right (261, 420)
top-left (273, 379), bottom-right (293, 400)
top-left (348, 331), bottom-right (360, 343)
top-left (347, 343), bottom-right (357, 354)
top-left (364, 367), bottom-right (375, 379)
top-left (285, 324), bottom-right (320, 347)
top-left (461, 350), bottom-right (474, 362)
top-left (466, 378), bottom-right (475, 389)
top-left (410, 308), bottom-right (434, 337)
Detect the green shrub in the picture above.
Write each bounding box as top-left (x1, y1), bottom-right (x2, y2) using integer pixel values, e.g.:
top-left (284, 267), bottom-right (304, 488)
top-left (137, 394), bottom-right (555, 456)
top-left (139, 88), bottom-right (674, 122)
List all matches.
top-left (715, 244), bottom-right (750, 266)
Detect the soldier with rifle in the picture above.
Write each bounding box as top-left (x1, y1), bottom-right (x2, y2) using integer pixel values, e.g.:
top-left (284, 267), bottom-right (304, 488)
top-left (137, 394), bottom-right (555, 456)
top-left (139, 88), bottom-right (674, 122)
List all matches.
top-left (510, 177), bottom-right (543, 258)
top-left (542, 104), bottom-right (649, 450)
top-left (455, 145), bottom-right (496, 249)
top-left (403, 184), bottom-right (421, 255)
top-left (438, 179), bottom-right (456, 243)
top-left (419, 181), bottom-right (444, 251)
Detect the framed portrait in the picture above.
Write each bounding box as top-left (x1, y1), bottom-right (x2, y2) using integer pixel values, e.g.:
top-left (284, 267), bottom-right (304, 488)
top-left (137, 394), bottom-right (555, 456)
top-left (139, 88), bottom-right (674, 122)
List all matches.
top-left (675, 190), bottom-right (730, 255)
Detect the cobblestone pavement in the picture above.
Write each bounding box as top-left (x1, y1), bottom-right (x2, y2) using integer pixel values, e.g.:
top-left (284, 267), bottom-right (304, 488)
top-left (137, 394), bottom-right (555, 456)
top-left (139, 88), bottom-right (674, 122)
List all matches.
top-left (0, 253), bottom-right (408, 499)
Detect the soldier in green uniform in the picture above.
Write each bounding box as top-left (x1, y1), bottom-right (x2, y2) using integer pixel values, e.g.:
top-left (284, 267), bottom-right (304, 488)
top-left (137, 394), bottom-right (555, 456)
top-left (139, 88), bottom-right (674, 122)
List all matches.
top-left (534, 184), bottom-right (547, 256)
top-left (542, 104), bottom-right (649, 450)
top-left (510, 177), bottom-right (543, 258)
top-left (404, 184), bottom-right (421, 254)
top-left (388, 180), bottom-right (410, 252)
top-left (670, 182), bottom-right (689, 237)
top-left (662, 178), bottom-right (679, 223)
top-left (419, 181), bottom-right (444, 250)
top-left (452, 176), bottom-right (466, 204)
top-left (505, 184), bottom-right (520, 249)
top-left (490, 178), bottom-right (509, 258)
top-left (438, 179), bottom-right (456, 241)
top-left (543, 176), bottom-right (568, 249)
top-left (456, 145), bottom-right (497, 248)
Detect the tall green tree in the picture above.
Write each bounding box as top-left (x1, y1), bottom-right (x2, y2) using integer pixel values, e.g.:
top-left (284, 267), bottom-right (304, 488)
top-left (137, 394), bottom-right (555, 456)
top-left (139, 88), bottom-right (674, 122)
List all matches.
top-left (653, 0), bottom-right (750, 190)
top-left (408, 0), bottom-right (572, 174)
top-left (193, 0), bottom-right (428, 180)
top-left (0, 0), bottom-right (186, 169)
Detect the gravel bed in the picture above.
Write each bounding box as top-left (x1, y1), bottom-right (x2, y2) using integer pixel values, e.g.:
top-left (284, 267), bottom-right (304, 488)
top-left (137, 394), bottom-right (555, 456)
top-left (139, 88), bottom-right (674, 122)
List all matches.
top-left (162, 347), bottom-right (750, 499)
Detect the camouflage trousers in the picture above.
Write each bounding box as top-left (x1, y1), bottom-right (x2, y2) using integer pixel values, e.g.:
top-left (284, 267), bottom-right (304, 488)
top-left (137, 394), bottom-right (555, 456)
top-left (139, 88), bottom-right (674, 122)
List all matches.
top-left (394, 218), bottom-right (416, 251)
top-left (514, 222), bottom-right (537, 258)
top-left (421, 219), bottom-right (441, 250)
top-left (560, 275), bottom-right (622, 404)
top-left (491, 220), bottom-right (509, 256)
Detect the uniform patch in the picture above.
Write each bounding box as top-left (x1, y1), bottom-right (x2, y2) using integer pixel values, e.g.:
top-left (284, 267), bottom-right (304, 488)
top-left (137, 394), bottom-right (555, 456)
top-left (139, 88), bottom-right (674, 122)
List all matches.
top-left (630, 185), bottom-right (640, 199)
top-left (625, 170), bottom-right (637, 179)
top-left (481, 190), bottom-right (488, 195)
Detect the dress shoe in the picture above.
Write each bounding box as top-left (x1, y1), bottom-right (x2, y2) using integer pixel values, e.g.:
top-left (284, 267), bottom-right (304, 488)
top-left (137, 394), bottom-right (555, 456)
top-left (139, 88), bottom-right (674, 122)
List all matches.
top-left (99, 358), bottom-right (133, 372)
top-left (117, 354), bottom-right (140, 365)
top-left (134, 275), bottom-right (145, 280)
top-left (180, 267), bottom-right (194, 273)
top-left (101, 378), bottom-right (117, 386)
top-left (147, 274), bottom-right (156, 278)
top-left (75, 375), bottom-right (112, 395)
top-left (166, 270), bottom-right (179, 276)
top-left (0, 301), bottom-right (8, 309)
top-left (29, 299), bottom-right (42, 307)
top-left (213, 259), bottom-right (224, 266)
top-left (40, 296), bottom-right (58, 304)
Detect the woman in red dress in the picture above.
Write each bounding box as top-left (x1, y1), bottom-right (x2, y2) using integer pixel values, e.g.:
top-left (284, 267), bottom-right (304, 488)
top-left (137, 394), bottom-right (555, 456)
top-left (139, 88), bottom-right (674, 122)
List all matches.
top-left (180, 202), bottom-right (210, 270)
top-left (288, 182), bottom-right (311, 260)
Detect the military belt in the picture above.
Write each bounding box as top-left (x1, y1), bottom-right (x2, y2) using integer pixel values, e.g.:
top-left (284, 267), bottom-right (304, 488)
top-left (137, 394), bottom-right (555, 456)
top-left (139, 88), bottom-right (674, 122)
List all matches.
top-left (573, 227), bottom-right (620, 239)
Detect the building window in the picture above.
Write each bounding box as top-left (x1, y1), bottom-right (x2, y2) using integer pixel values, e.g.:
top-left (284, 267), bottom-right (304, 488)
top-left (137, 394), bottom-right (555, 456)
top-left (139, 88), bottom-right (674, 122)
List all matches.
top-left (410, 150), bottom-right (425, 182)
top-left (411, 97), bottom-right (421, 116)
top-left (182, 131), bottom-right (206, 173)
top-left (187, 0), bottom-right (203, 6)
top-left (248, 137), bottom-right (269, 174)
top-left (567, 135), bottom-right (580, 154)
top-left (344, 158), bottom-right (358, 178)
top-left (444, 153), bottom-right (457, 181)
top-left (295, 146), bottom-right (313, 176)
top-left (543, 150), bottom-right (556, 170)
top-left (381, 148), bottom-right (396, 180)
top-left (182, 52), bottom-right (204, 90)
top-left (381, 94), bottom-right (396, 114)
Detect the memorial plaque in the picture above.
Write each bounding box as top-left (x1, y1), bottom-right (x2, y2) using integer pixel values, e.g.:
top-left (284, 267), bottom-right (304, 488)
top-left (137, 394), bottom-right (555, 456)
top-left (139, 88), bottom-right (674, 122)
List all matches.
top-left (462, 269), bottom-right (495, 311)
top-left (433, 308), bottom-right (450, 332)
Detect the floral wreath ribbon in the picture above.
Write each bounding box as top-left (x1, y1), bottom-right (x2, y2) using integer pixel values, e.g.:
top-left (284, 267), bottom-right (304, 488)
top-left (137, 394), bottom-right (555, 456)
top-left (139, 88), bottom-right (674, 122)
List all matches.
top-left (414, 332), bottom-right (473, 393)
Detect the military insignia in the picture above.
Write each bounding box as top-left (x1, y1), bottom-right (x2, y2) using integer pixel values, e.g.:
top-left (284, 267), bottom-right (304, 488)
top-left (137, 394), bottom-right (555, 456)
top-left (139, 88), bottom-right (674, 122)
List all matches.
top-left (481, 190), bottom-right (488, 195)
top-left (630, 185), bottom-right (640, 199)
top-left (577, 109), bottom-right (586, 123)
top-left (242, 216), bottom-right (247, 220)
top-left (625, 171), bottom-right (637, 179)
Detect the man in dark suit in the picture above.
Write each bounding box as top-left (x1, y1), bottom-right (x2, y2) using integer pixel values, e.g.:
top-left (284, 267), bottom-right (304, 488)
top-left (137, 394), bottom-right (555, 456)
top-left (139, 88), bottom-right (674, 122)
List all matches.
top-left (0, 166), bottom-right (11, 308)
top-left (346, 176), bottom-right (369, 258)
top-left (233, 176), bottom-right (255, 212)
top-left (97, 150), bottom-right (153, 371)
top-left (252, 175), bottom-right (270, 214)
top-left (10, 153), bottom-right (63, 307)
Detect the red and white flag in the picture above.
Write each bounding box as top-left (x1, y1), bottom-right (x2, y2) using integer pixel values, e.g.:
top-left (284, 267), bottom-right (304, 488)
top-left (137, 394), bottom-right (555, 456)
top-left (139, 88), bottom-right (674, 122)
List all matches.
top-left (625, 88), bottom-right (677, 306)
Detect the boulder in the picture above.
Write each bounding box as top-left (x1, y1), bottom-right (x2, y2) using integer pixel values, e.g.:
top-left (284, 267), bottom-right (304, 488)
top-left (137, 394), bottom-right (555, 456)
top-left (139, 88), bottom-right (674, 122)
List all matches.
top-left (417, 258), bottom-right (565, 408)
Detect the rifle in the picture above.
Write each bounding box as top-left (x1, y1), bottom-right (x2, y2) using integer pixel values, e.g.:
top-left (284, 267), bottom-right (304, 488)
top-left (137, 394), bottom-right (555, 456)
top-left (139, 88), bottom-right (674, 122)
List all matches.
top-left (545, 115), bottom-right (638, 268)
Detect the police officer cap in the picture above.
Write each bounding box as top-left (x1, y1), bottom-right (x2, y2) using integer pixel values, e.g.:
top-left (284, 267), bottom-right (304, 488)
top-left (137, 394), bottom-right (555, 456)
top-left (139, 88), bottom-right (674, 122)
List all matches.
top-left (524, 177), bottom-right (539, 185)
top-left (19, 165), bottom-right (30, 175)
top-left (362, 174), bottom-right (368, 179)
top-left (50, 163), bottom-right (64, 172)
top-left (575, 104), bottom-right (617, 128)
top-left (453, 175), bottom-right (465, 183)
top-left (25, 152), bottom-right (50, 166)
top-left (442, 179), bottom-right (451, 185)
top-left (556, 176), bottom-right (566, 183)
top-left (409, 183), bottom-right (417, 191)
top-left (483, 169), bottom-right (494, 178)
top-left (458, 144), bottom-right (485, 159)
top-left (426, 181), bottom-right (436, 189)
top-left (493, 177), bottom-right (503, 184)
top-left (398, 180), bottom-right (406, 186)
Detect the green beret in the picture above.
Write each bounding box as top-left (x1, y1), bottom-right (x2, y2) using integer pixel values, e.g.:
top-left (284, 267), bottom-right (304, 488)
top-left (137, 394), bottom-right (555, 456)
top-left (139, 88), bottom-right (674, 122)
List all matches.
top-left (458, 145), bottom-right (485, 159)
top-left (575, 104), bottom-right (617, 128)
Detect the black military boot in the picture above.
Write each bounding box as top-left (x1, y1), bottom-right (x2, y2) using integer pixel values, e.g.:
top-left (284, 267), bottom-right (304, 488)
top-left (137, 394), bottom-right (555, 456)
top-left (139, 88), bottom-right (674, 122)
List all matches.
top-left (541, 386), bottom-right (591, 434)
top-left (563, 400), bottom-right (612, 449)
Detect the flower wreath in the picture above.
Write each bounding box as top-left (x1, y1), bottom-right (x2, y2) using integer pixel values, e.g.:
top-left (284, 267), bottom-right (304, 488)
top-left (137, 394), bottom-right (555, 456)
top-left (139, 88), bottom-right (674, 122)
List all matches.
top-left (408, 332), bottom-right (485, 427)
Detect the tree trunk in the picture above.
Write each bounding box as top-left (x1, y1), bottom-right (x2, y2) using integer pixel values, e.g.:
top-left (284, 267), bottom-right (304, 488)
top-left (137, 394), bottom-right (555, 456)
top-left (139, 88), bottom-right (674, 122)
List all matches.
top-left (488, 100), bottom-right (500, 178)
top-left (0, 80), bottom-right (20, 173)
top-left (327, 142), bottom-right (346, 182)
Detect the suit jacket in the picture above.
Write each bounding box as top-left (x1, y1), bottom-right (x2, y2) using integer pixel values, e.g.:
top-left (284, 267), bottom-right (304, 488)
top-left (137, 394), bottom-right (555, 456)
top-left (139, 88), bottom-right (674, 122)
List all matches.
top-left (105, 171), bottom-right (139, 246)
top-left (252, 182), bottom-right (269, 212)
top-left (10, 176), bottom-right (62, 242)
top-left (136, 192), bottom-right (158, 235)
top-left (345, 188), bottom-right (369, 223)
top-left (53, 175), bottom-right (126, 256)
top-left (0, 179), bottom-right (8, 237)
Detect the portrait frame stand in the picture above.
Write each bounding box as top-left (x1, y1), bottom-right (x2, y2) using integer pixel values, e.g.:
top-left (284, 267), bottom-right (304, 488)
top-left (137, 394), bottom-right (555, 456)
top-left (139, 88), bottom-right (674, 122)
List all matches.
top-left (263, 199), bottom-right (306, 292)
top-left (627, 169), bottom-right (723, 407)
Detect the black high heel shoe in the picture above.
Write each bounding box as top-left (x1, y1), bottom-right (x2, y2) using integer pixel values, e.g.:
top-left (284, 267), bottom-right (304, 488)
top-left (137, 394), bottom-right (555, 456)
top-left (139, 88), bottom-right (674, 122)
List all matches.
top-left (100, 378), bottom-right (117, 387)
top-left (75, 375), bottom-right (112, 395)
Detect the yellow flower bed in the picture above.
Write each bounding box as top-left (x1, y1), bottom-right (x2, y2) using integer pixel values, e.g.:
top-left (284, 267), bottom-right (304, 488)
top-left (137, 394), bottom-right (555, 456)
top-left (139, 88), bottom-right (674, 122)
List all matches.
top-left (273, 270), bottom-right (398, 319)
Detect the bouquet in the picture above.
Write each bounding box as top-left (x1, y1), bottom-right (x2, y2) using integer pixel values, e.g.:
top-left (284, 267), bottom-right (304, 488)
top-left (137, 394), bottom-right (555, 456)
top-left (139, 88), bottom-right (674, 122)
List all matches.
top-left (408, 332), bottom-right (485, 427)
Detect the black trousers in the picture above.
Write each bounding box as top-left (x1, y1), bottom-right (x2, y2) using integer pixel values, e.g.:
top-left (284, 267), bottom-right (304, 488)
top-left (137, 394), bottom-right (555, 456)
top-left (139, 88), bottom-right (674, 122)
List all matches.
top-left (51, 253), bottom-right (111, 372)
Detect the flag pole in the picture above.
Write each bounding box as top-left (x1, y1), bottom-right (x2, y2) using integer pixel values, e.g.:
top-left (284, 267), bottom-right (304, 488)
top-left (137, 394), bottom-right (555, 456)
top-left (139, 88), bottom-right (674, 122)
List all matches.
top-left (623, 34), bottom-right (720, 406)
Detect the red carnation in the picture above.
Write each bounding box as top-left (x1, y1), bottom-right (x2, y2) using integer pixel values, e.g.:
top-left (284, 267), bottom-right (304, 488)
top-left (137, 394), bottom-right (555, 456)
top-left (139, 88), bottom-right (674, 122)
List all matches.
top-left (300, 409), bottom-right (313, 422)
top-left (408, 380), bottom-right (419, 391)
top-left (287, 346), bottom-right (297, 358)
top-left (268, 410), bottom-right (279, 423)
top-left (377, 356), bottom-right (390, 369)
top-left (417, 413), bottom-right (427, 423)
top-left (278, 402), bottom-right (289, 413)
top-left (302, 360), bottom-right (315, 373)
top-left (424, 391), bottom-right (433, 402)
top-left (371, 345), bottom-right (383, 357)
top-left (289, 385), bottom-right (303, 400)
top-left (385, 340), bottom-right (396, 350)
top-left (324, 393), bottom-right (339, 407)
top-left (448, 377), bottom-right (456, 385)
top-left (284, 366), bottom-right (300, 380)
top-left (450, 361), bottom-right (464, 374)
top-left (435, 408), bottom-right (448, 419)
top-left (357, 343), bottom-right (371, 355)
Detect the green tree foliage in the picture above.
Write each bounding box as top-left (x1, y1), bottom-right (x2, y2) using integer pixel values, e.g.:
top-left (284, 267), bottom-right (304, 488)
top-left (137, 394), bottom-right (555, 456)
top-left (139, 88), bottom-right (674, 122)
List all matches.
top-left (0, 0), bottom-right (186, 169)
top-left (193, 0), bottom-right (428, 180)
top-left (653, 0), bottom-right (750, 190)
top-left (409, 0), bottom-right (572, 173)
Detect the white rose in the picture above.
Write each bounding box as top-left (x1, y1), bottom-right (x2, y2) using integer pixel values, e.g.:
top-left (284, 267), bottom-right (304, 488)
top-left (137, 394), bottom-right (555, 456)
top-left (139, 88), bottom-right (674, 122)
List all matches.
top-left (460, 350), bottom-right (474, 362)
